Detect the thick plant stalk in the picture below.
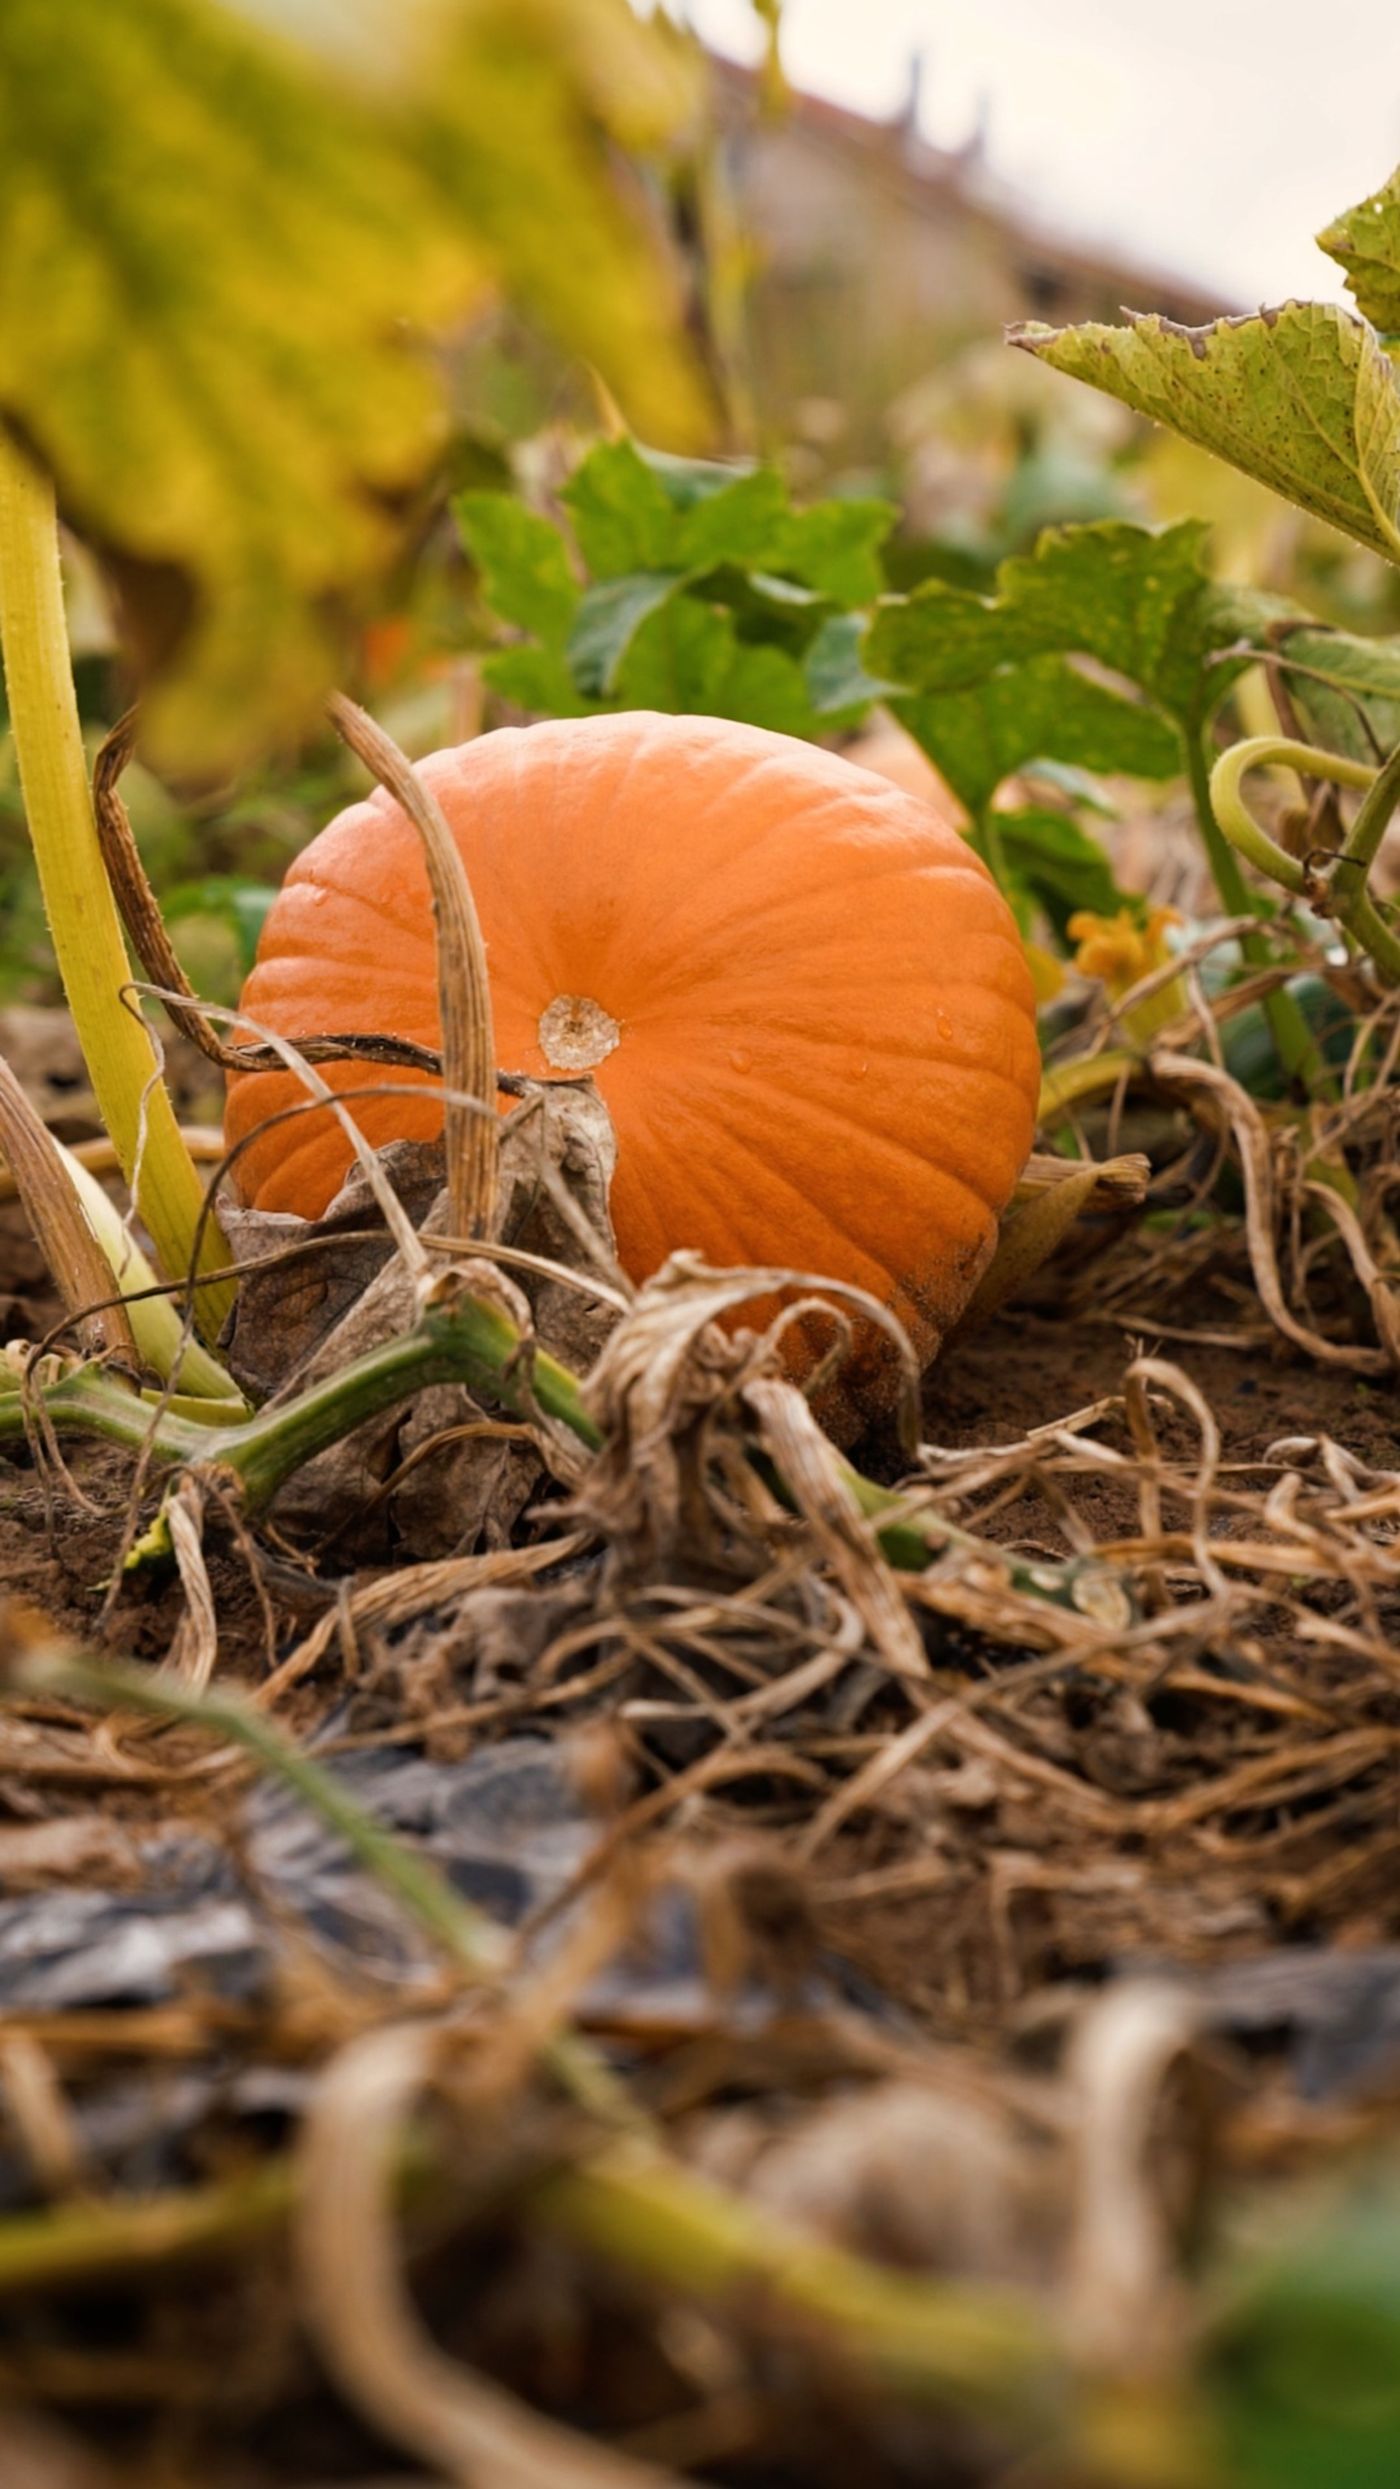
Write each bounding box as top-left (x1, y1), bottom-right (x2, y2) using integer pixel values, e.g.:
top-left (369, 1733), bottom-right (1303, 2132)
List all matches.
top-left (328, 693), bottom-right (498, 1239)
top-left (0, 430), bottom-right (233, 1333)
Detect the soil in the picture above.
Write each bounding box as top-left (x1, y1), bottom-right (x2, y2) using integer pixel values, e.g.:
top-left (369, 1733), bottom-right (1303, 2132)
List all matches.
top-left (6, 1101), bottom-right (1400, 2486)
top-left (934, 1300), bottom-right (1399, 1492)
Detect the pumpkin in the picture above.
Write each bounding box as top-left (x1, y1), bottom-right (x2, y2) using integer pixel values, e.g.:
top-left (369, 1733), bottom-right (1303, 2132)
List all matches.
top-left (225, 713), bottom-right (1039, 1398)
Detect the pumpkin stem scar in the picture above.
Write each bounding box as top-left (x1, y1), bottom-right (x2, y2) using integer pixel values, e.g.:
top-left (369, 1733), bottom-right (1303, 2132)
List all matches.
top-left (539, 993), bottom-right (622, 1071)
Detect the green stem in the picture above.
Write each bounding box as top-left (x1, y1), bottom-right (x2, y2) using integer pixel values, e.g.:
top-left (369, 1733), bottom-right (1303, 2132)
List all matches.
top-left (536, 2142), bottom-right (1059, 2412)
top-left (0, 1302), bottom-right (593, 1496)
top-left (0, 2160), bottom-right (297, 2298)
top-left (0, 2133), bottom-right (1062, 2427)
top-left (1175, 721), bottom-right (1285, 915)
top-left (1, 1296), bottom-right (1106, 1610)
top-left (1338, 735), bottom-right (1400, 873)
top-left (202, 1294), bottom-right (600, 1510)
top-left (0, 430), bottom-right (232, 1335)
top-left (0, 1361), bottom-right (214, 1465)
top-left (17, 1648), bottom-right (513, 1979)
top-left (0, 1296), bottom-right (597, 1509)
top-left (1184, 724), bottom-right (1317, 1083)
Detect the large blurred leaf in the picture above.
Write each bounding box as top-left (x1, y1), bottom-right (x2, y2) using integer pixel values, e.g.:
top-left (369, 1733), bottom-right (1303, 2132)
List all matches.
top-left (411, 0), bottom-right (708, 449)
top-left (0, 0), bottom-right (709, 769)
top-left (1014, 303), bottom-right (1400, 566)
top-left (1319, 166), bottom-right (1400, 336)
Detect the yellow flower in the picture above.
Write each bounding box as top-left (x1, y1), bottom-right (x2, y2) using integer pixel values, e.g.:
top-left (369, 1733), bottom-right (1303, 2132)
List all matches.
top-left (1067, 905), bottom-right (1186, 1042)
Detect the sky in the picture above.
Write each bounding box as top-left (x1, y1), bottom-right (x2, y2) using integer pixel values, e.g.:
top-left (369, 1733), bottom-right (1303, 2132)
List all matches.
top-left (676, 0), bottom-right (1400, 309)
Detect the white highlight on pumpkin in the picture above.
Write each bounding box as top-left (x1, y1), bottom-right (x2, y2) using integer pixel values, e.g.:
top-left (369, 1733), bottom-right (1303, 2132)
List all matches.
top-left (538, 993), bottom-right (622, 1071)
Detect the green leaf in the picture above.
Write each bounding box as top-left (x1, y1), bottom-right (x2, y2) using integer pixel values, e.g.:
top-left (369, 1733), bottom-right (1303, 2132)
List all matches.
top-left (0, 0), bottom-right (709, 769)
top-left (767, 496), bottom-right (898, 604)
top-left (635, 444), bottom-right (757, 509)
top-left (1268, 621), bottom-right (1400, 763)
top-left (568, 569), bottom-right (688, 696)
top-left (738, 570), bottom-right (825, 614)
top-left (894, 657), bottom-right (1182, 815)
top-left (868, 523), bottom-right (1205, 811)
top-left (672, 467), bottom-right (790, 568)
top-left (711, 640), bottom-right (828, 738)
top-left (1013, 304), bottom-right (1400, 566)
top-left (1019, 759), bottom-right (1119, 815)
top-left (1202, 579), bottom-right (1400, 764)
top-left (617, 595), bottom-right (824, 736)
top-left (455, 491), bottom-right (579, 644)
top-left (163, 873), bottom-right (275, 973)
top-left (616, 594), bottom-right (733, 711)
top-left (804, 612), bottom-right (898, 715)
top-left (1209, 2182), bottom-right (1400, 2489)
top-left (993, 806), bottom-right (1125, 940)
top-left (482, 644), bottom-right (596, 717)
top-left (1319, 164), bottom-right (1400, 336)
top-left (562, 438), bottom-right (680, 577)
top-left (474, 438), bottom-right (895, 734)
top-left (869, 520), bottom-right (1216, 717)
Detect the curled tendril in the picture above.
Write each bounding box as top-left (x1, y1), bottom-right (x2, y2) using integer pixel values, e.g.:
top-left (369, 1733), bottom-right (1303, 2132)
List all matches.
top-left (1211, 735), bottom-right (1400, 983)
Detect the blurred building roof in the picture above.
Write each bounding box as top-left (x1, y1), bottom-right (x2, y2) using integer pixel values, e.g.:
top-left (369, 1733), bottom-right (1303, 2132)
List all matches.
top-left (707, 53), bottom-right (1228, 441)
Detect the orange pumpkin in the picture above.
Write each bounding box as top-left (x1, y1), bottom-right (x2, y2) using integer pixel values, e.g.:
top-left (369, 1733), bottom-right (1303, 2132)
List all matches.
top-left (225, 714), bottom-right (1039, 1386)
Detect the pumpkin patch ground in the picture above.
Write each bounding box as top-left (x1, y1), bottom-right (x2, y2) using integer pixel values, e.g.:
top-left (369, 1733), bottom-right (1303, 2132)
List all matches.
top-left (9, 16), bottom-right (1400, 2485)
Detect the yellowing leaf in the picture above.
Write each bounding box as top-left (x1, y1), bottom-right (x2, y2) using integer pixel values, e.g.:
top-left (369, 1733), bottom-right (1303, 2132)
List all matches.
top-left (412, 0), bottom-right (709, 453)
top-left (1319, 165), bottom-right (1400, 337)
top-left (0, 0), bottom-right (709, 769)
top-left (1014, 303), bottom-right (1400, 568)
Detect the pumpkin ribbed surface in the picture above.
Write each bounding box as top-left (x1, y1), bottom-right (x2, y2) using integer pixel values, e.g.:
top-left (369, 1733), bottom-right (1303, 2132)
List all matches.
top-left (225, 713), bottom-right (1039, 1377)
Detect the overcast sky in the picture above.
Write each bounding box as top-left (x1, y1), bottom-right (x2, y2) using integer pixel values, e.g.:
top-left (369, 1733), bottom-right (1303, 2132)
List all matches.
top-left (678, 0), bottom-right (1400, 308)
